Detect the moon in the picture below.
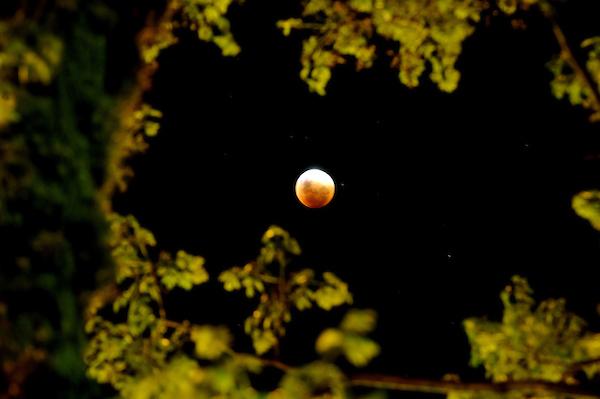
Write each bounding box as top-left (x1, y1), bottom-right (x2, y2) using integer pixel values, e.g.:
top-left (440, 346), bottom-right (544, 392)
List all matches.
top-left (295, 168), bottom-right (335, 208)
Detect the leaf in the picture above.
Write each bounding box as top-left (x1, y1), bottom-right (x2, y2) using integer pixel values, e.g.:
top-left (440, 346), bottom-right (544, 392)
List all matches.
top-left (313, 272), bottom-right (353, 310)
top-left (127, 297), bottom-right (156, 336)
top-left (157, 250), bottom-right (208, 291)
top-left (191, 325), bottom-right (232, 360)
top-left (277, 18), bottom-right (303, 36)
top-left (349, 0), bottom-right (373, 13)
top-left (251, 329), bottom-right (278, 355)
top-left (0, 89), bottom-right (17, 128)
top-left (214, 34), bottom-right (241, 56)
top-left (293, 293), bottom-right (313, 310)
top-left (340, 309), bottom-right (377, 334)
top-left (573, 191), bottom-right (600, 231)
top-left (316, 309), bottom-right (380, 367)
top-left (342, 334), bottom-right (380, 367)
top-left (219, 269), bottom-right (242, 291)
top-left (120, 356), bottom-right (205, 399)
top-left (278, 362), bottom-right (347, 399)
top-left (262, 225), bottom-right (301, 256)
top-left (316, 328), bottom-right (345, 354)
top-left (113, 284), bottom-right (136, 312)
top-left (242, 275), bottom-right (265, 298)
top-left (233, 354), bottom-right (264, 373)
top-left (180, 0), bottom-right (240, 57)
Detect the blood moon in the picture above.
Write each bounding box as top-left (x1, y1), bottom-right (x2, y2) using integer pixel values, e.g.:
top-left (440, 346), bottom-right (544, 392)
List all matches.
top-left (295, 168), bottom-right (335, 208)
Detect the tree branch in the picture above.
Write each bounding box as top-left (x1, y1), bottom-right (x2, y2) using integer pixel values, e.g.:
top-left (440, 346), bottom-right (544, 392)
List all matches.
top-left (258, 358), bottom-right (293, 373)
top-left (539, 1), bottom-right (600, 120)
top-left (254, 357), bottom-right (600, 398)
top-left (565, 357), bottom-right (600, 378)
top-left (149, 262), bottom-right (167, 320)
top-left (99, 0), bottom-right (181, 212)
top-left (350, 374), bottom-right (600, 398)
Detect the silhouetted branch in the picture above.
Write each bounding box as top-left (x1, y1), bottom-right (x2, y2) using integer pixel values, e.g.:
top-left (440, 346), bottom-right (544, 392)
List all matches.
top-left (258, 358), bottom-right (293, 372)
top-left (99, 0), bottom-right (181, 211)
top-left (350, 374), bottom-right (600, 398)
top-left (254, 358), bottom-right (600, 398)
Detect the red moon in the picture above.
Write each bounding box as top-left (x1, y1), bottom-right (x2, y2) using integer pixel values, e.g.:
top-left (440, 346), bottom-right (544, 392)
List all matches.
top-left (295, 169), bottom-right (335, 208)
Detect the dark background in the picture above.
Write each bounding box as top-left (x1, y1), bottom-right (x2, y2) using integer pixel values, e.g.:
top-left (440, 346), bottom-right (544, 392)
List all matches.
top-left (113, 0), bottom-right (600, 385)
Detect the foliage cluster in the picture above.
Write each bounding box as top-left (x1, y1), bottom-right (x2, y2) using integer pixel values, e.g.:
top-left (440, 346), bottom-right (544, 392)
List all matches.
top-left (84, 216), bottom-right (600, 398)
top-left (2, 0), bottom-right (600, 398)
top-left (85, 218), bottom-right (380, 398)
top-left (278, 0), bottom-right (488, 95)
top-left (276, 0), bottom-right (600, 126)
top-left (0, 3), bottom-right (120, 396)
top-left (465, 276), bottom-right (600, 383)
top-left (219, 226), bottom-right (352, 354)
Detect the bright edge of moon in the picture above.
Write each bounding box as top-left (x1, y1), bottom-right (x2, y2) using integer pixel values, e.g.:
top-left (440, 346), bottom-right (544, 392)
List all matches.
top-left (295, 168), bottom-right (335, 209)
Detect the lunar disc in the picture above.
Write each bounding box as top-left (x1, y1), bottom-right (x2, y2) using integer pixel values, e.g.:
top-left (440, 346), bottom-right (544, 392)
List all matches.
top-left (295, 168), bottom-right (335, 208)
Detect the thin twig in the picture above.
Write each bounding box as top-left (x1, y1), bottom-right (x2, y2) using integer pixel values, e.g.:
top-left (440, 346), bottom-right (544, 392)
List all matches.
top-left (163, 319), bottom-right (183, 329)
top-left (259, 358), bottom-right (294, 372)
top-left (241, 354), bottom-right (600, 399)
top-left (350, 374), bottom-right (600, 399)
top-left (149, 262), bottom-right (167, 320)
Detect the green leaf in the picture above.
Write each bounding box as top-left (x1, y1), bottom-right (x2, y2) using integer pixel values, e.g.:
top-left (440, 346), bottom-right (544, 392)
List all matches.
top-left (349, 0), bottom-right (373, 13)
top-left (316, 328), bottom-right (345, 354)
top-left (219, 269), bottom-right (242, 291)
top-left (342, 334), bottom-right (380, 367)
top-left (573, 190), bottom-right (600, 231)
top-left (251, 329), bottom-right (278, 355)
top-left (279, 362), bottom-right (347, 399)
top-left (157, 250), bottom-right (208, 291)
top-left (340, 309), bottom-right (377, 334)
top-left (127, 297), bottom-right (156, 336)
top-left (277, 18), bottom-right (303, 36)
top-left (313, 272), bottom-right (353, 310)
top-left (191, 325), bottom-right (232, 360)
top-left (464, 275), bottom-right (587, 382)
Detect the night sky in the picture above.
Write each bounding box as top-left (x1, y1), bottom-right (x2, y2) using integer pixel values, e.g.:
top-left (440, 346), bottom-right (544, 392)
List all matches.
top-left (113, 0), bottom-right (600, 383)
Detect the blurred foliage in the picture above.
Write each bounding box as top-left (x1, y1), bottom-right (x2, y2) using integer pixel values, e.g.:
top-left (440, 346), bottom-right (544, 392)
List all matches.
top-left (548, 35), bottom-right (600, 123)
top-left (0, 0), bottom-right (241, 395)
top-left (140, 0), bottom-right (241, 66)
top-left (441, 276), bottom-right (600, 399)
top-left (100, 104), bottom-right (162, 208)
top-left (572, 190), bottom-right (600, 231)
top-left (453, 274), bottom-right (600, 399)
top-left (0, 18), bottom-right (62, 127)
top-left (0, 0), bottom-right (242, 396)
top-left (100, 0), bottom-right (241, 207)
top-left (219, 225), bottom-right (353, 354)
top-left (277, 0), bottom-right (542, 95)
top-left (3, 0), bottom-right (600, 398)
top-left (85, 219), bottom-right (377, 398)
top-left (316, 309), bottom-right (380, 367)
top-left (272, 361), bottom-right (347, 398)
top-left (85, 213), bottom-right (212, 392)
top-left (0, 2), bottom-right (119, 397)
top-left (179, 0), bottom-right (241, 56)
top-left (464, 276), bottom-right (596, 383)
top-left (276, 0), bottom-right (600, 124)
top-left (119, 355), bottom-right (261, 399)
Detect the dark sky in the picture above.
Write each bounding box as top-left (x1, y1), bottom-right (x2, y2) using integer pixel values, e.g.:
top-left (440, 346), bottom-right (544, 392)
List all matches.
top-left (114, 0), bottom-right (600, 385)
